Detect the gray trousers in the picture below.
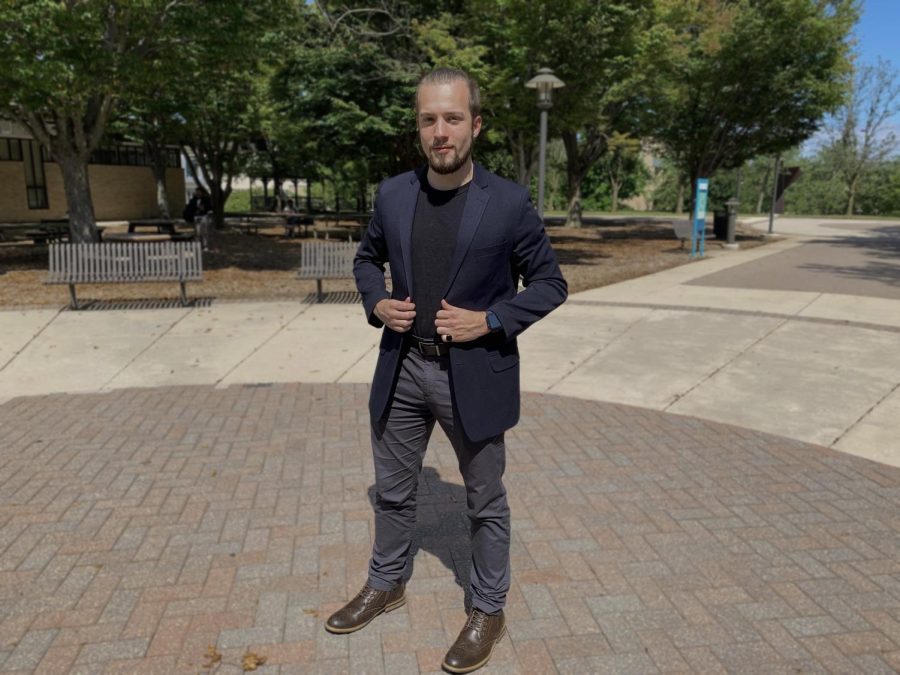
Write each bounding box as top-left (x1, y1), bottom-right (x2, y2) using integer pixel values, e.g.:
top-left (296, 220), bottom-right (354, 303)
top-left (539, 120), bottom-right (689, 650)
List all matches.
top-left (367, 346), bottom-right (511, 614)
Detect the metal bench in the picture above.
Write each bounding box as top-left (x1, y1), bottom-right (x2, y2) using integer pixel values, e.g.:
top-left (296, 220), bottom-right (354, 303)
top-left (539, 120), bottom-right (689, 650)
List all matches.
top-left (673, 219), bottom-right (693, 248)
top-left (297, 240), bottom-right (373, 302)
top-left (47, 241), bottom-right (203, 309)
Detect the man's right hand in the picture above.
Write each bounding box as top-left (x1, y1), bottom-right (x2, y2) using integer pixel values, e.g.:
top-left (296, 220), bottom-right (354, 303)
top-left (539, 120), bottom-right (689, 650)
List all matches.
top-left (374, 296), bottom-right (416, 333)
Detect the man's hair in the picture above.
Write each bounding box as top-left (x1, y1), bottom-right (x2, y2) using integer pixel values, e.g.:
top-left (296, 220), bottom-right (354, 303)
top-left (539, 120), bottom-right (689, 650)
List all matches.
top-left (415, 67), bottom-right (481, 120)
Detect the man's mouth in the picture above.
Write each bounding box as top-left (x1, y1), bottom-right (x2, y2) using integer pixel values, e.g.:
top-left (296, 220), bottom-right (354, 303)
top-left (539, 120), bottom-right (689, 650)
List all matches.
top-left (432, 146), bottom-right (452, 154)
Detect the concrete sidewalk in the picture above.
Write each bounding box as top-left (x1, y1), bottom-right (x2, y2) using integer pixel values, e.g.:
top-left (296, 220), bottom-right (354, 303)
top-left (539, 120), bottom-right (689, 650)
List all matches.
top-left (2, 216), bottom-right (898, 466)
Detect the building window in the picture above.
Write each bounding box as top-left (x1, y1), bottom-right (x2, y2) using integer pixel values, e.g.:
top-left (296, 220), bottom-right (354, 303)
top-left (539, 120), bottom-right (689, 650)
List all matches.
top-left (22, 140), bottom-right (49, 209)
top-left (0, 138), bottom-right (24, 162)
top-left (88, 143), bottom-right (179, 168)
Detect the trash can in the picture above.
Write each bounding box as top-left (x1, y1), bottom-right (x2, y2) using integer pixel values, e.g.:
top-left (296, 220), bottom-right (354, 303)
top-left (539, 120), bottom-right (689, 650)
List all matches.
top-left (713, 210), bottom-right (728, 240)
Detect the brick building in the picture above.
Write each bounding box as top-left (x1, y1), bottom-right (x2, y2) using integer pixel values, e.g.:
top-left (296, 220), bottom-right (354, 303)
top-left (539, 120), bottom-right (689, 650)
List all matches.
top-left (0, 120), bottom-right (185, 223)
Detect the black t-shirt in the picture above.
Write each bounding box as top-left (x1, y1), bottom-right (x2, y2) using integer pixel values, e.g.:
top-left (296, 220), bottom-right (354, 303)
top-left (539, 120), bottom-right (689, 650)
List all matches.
top-left (411, 178), bottom-right (470, 339)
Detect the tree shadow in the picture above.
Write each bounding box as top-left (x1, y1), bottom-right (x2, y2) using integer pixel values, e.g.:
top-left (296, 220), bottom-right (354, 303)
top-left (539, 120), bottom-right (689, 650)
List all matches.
top-left (367, 466), bottom-right (475, 611)
top-left (797, 262), bottom-right (900, 289)
top-left (798, 226), bottom-right (900, 288)
top-left (808, 225), bottom-right (900, 256)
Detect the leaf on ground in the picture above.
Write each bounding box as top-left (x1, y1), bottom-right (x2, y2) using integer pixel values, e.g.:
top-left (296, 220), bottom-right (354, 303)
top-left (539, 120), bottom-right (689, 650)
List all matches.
top-left (241, 650), bottom-right (267, 671)
top-left (202, 644), bottom-right (222, 668)
top-left (303, 607), bottom-right (319, 616)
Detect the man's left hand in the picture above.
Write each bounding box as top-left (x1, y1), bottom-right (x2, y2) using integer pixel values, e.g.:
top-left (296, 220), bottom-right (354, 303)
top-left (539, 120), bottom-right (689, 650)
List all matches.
top-left (435, 299), bottom-right (489, 343)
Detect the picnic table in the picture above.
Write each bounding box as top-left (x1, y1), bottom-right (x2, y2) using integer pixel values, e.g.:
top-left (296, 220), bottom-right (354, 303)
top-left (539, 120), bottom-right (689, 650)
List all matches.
top-left (329, 212), bottom-right (372, 239)
top-left (225, 211), bottom-right (314, 237)
top-left (127, 219), bottom-right (180, 235)
top-left (103, 232), bottom-right (173, 243)
top-left (0, 220), bottom-right (105, 245)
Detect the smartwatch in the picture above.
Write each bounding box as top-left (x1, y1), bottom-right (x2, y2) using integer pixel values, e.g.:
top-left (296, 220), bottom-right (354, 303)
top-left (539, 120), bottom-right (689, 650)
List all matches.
top-left (485, 310), bottom-right (503, 333)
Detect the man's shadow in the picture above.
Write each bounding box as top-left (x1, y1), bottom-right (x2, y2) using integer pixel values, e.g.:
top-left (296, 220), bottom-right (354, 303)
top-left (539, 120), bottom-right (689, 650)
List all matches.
top-left (368, 466), bottom-right (475, 611)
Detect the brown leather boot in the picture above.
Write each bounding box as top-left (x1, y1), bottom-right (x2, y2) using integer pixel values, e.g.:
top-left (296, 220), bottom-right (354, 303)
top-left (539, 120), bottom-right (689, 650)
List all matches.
top-left (324, 582), bottom-right (406, 634)
top-left (442, 608), bottom-right (506, 673)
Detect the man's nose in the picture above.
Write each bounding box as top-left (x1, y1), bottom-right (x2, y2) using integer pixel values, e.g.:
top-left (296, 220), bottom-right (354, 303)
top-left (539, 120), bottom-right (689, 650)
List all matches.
top-left (433, 118), bottom-right (449, 138)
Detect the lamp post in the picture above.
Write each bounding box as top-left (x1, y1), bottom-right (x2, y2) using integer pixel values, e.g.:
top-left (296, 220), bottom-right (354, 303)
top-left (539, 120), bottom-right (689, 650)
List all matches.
top-left (526, 67), bottom-right (565, 218)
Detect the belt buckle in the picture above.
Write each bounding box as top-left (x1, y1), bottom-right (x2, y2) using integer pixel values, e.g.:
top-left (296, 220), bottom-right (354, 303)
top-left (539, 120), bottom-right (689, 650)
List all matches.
top-left (412, 337), bottom-right (446, 357)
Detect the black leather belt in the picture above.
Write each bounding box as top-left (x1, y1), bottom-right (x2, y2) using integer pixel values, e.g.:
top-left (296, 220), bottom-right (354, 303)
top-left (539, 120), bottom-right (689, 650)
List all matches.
top-left (408, 334), bottom-right (450, 357)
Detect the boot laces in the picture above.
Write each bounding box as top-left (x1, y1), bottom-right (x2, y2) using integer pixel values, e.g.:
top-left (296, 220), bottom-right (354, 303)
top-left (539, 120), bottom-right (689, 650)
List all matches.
top-left (465, 609), bottom-right (489, 633)
top-left (358, 585), bottom-right (381, 603)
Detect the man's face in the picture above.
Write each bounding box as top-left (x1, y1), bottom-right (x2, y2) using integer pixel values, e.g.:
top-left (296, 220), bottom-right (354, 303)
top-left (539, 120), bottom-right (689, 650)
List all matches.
top-left (416, 80), bottom-right (482, 175)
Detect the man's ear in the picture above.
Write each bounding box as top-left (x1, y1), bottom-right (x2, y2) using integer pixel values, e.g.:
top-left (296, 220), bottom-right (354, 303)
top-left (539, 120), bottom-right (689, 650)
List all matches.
top-left (472, 115), bottom-right (483, 138)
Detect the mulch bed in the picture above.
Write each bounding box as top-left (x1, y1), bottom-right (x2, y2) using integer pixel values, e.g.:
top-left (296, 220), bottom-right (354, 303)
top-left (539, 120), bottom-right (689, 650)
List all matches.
top-left (0, 220), bottom-right (769, 309)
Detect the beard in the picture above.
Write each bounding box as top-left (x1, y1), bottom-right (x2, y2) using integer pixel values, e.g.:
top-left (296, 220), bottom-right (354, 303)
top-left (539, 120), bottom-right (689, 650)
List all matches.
top-left (425, 136), bottom-right (473, 175)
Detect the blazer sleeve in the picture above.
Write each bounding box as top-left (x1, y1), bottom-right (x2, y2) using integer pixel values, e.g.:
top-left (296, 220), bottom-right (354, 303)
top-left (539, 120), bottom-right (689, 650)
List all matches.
top-left (353, 184), bottom-right (391, 328)
top-left (489, 190), bottom-right (567, 340)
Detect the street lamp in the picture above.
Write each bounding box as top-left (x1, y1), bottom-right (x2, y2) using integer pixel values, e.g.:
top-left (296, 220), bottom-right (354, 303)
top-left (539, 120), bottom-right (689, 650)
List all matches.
top-left (526, 67), bottom-right (565, 218)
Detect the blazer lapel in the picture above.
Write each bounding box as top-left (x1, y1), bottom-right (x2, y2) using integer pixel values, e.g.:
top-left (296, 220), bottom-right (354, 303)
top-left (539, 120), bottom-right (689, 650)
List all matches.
top-left (397, 168), bottom-right (424, 297)
top-left (442, 165), bottom-right (490, 297)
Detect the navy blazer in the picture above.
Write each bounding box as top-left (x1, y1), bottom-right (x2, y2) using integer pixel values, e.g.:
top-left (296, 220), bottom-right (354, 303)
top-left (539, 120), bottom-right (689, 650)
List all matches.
top-left (354, 163), bottom-right (567, 442)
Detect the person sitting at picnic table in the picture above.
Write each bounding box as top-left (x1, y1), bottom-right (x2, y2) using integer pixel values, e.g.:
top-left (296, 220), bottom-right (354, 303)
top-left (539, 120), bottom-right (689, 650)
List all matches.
top-left (183, 186), bottom-right (212, 251)
top-left (283, 198), bottom-right (303, 237)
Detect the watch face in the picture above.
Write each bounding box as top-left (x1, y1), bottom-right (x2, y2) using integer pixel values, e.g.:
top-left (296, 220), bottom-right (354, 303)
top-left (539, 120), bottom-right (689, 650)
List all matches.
top-left (487, 312), bottom-right (502, 331)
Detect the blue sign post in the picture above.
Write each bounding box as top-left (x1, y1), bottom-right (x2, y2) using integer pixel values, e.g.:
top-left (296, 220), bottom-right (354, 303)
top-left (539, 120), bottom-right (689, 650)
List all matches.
top-left (692, 178), bottom-right (709, 258)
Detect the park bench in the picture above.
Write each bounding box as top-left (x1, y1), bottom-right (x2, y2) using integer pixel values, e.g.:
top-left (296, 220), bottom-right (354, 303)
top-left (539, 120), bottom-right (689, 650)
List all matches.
top-left (296, 239), bottom-right (389, 303)
top-left (672, 219), bottom-right (693, 247)
top-left (47, 241), bottom-right (203, 309)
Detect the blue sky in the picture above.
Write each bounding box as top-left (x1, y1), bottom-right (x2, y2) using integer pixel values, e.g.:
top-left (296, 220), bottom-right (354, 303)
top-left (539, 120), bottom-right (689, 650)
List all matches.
top-left (802, 0), bottom-right (900, 154)
top-left (855, 0), bottom-right (899, 72)
top-left (854, 0), bottom-right (899, 132)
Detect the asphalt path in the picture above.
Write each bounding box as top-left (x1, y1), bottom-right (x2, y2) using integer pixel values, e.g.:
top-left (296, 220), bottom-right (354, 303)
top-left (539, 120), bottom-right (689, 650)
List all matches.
top-left (688, 222), bottom-right (900, 300)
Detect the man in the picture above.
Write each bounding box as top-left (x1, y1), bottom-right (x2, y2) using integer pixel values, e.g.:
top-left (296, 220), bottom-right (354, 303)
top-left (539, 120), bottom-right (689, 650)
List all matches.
top-left (325, 67), bottom-right (567, 673)
top-left (182, 186), bottom-right (212, 251)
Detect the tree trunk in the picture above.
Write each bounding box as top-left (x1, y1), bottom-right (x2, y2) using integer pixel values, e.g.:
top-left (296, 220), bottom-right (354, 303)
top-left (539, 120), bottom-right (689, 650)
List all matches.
top-left (147, 144), bottom-right (171, 219)
top-left (845, 175), bottom-right (859, 215)
top-left (610, 180), bottom-right (621, 213)
top-left (675, 180), bottom-right (685, 214)
top-left (756, 163), bottom-right (771, 214)
top-left (509, 130), bottom-right (535, 187)
top-left (306, 178), bottom-right (313, 212)
top-left (358, 182), bottom-right (367, 212)
top-left (57, 153), bottom-right (99, 243)
top-left (565, 182), bottom-right (583, 228)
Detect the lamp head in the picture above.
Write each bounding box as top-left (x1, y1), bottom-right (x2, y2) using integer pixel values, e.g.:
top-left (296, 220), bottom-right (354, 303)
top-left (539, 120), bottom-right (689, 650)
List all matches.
top-left (526, 67), bottom-right (565, 108)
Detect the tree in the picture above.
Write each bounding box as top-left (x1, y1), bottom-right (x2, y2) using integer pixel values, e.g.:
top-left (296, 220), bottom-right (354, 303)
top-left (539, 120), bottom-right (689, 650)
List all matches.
top-left (0, 0), bottom-right (201, 242)
top-left (276, 6), bottom-right (419, 196)
top-left (647, 0), bottom-right (858, 212)
top-left (820, 58), bottom-right (900, 215)
top-left (173, 2), bottom-right (291, 230)
top-left (111, 90), bottom-right (185, 219)
top-left (473, 0), bottom-right (655, 227)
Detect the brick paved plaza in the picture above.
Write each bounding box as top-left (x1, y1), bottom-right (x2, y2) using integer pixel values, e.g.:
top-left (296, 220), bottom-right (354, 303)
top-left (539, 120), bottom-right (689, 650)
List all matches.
top-left (1, 383), bottom-right (900, 673)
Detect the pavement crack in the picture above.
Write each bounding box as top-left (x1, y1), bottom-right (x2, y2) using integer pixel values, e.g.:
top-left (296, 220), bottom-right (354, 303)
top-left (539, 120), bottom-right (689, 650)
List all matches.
top-left (98, 305), bottom-right (196, 391)
top-left (546, 308), bottom-right (652, 393)
top-left (214, 303), bottom-right (314, 387)
top-left (831, 379), bottom-right (900, 448)
top-left (0, 307), bottom-right (63, 375)
top-left (334, 342), bottom-right (380, 383)
top-left (663, 315), bottom-right (791, 412)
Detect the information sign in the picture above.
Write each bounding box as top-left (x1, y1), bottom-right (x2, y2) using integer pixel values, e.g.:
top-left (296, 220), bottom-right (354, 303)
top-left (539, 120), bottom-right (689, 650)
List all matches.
top-left (692, 178), bottom-right (709, 258)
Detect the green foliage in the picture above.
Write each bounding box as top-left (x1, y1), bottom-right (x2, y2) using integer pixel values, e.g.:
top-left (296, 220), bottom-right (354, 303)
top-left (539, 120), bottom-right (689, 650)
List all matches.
top-left (581, 136), bottom-right (650, 211)
top-left (647, 0), bottom-right (858, 201)
top-left (225, 189), bottom-right (252, 212)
